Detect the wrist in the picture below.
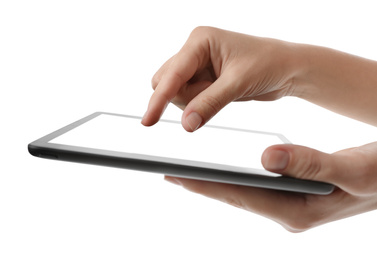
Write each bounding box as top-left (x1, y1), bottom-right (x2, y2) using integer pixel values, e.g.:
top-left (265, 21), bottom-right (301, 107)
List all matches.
top-left (287, 43), bottom-right (346, 102)
top-left (286, 43), bottom-right (377, 126)
top-left (286, 43), bottom-right (321, 99)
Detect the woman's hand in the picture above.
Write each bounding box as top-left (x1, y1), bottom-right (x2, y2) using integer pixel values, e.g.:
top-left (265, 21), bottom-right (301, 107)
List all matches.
top-left (142, 26), bottom-right (377, 231)
top-left (142, 26), bottom-right (377, 129)
top-left (165, 142), bottom-right (377, 232)
top-left (142, 26), bottom-right (301, 131)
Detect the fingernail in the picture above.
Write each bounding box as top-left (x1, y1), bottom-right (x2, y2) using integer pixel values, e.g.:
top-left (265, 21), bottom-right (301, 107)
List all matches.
top-left (164, 176), bottom-right (182, 186)
top-left (141, 110), bottom-right (149, 125)
top-left (186, 112), bottom-right (202, 132)
top-left (264, 150), bottom-right (290, 171)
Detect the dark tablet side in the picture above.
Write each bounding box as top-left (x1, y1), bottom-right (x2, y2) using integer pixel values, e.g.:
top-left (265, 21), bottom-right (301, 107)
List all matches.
top-left (28, 112), bottom-right (334, 195)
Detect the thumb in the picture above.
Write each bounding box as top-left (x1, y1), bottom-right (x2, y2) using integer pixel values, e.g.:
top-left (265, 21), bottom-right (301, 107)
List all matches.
top-left (261, 144), bottom-right (339, 184)
top-left (181, 72), bottom-right (238, 132)
top-left (262, 143), bottom-right (377, 196)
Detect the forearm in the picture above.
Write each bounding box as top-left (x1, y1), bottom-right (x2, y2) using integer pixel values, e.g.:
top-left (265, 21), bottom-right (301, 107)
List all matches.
top-left (292, 44), bottom-right (377, 126)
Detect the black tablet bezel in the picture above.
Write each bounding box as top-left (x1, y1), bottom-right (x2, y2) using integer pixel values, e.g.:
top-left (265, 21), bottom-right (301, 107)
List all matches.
top-left (28, 112), bottom-right (334, 195)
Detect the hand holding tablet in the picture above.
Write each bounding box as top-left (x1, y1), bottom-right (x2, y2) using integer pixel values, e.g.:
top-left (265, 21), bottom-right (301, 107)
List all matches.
top-left (29, 26), bottom-right (377, 231)
top-left (140, 27), bottom-right (377, 231)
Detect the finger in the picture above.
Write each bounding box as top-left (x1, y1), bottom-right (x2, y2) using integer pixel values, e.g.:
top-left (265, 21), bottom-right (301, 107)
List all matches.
top-left (181, 70), bottom-right (240, 132)
top-left (142, 40), bottom-right (209, 126)
top-left (151, 56), bottom-right (175, 90)
top-left (164, 176), bottom-right (304, 214)
top-left (260, 144), bottom-right (377, 195)
top-left (172, 80), bottom-right (213, 110)
top-left (164, 176), bottom-right (377, 231)
top-left (164, 176), bottom-right (313, 231)
top-left (262, 144), bottom-right (340, 183)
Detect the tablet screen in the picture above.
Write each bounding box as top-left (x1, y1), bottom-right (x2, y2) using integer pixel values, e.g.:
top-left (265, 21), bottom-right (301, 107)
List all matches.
top-left (49, 113), bottom-right (288, 176)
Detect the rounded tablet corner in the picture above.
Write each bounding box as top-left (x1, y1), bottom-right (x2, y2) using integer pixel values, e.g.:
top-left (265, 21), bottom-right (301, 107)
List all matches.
top-left (309, 181), bottom-right (335, 195)
top-left (27, 144), bottom-right (38, 157)
top-left (323, 184), bottom-right (336, 195)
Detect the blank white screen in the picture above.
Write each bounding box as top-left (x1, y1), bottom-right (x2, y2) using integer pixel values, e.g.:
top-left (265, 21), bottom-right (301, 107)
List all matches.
top-left (50, 114), bottom-right (285, 176)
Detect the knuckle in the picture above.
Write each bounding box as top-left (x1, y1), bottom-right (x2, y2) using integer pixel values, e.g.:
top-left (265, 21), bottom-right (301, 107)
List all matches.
top-left (200, 95), bottom-right (223, 116)
top-left (151, 74), bottom-right (160, 90)
top-left (279, 194), bottom-right (330, 233)
top-left (189, 27), bottom-right (218, 49)
top-left (191, 26), bottom-right (215, 36)
top-left (294, 153), bottom-right (323, 180)
top-left (222, 195), bottom-right (246, 210)
top-left (183, 182), bottom-right (205, 194)
top-left (282, 209), bottom-right (320, 233)
top-left (171, 69), bottom-right (186, 87)
top-left (283, 221), bottom-right (312, 233)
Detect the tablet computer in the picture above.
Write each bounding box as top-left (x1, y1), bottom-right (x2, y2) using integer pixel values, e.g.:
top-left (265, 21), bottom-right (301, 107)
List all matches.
top-left (28, 112), bottom-right (334, 195)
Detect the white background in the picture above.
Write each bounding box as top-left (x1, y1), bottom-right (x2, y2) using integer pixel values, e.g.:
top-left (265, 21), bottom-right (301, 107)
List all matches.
top-left (1, 0), bottom-right (377, 259)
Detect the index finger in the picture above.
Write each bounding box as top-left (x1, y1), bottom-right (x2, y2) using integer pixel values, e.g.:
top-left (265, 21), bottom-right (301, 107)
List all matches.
top-left (141, 37), bottom-right (209, 126)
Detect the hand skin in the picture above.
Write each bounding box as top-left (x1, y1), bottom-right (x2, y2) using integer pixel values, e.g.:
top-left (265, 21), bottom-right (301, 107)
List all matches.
top-left (142, 27), bottom-right (377, 232)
